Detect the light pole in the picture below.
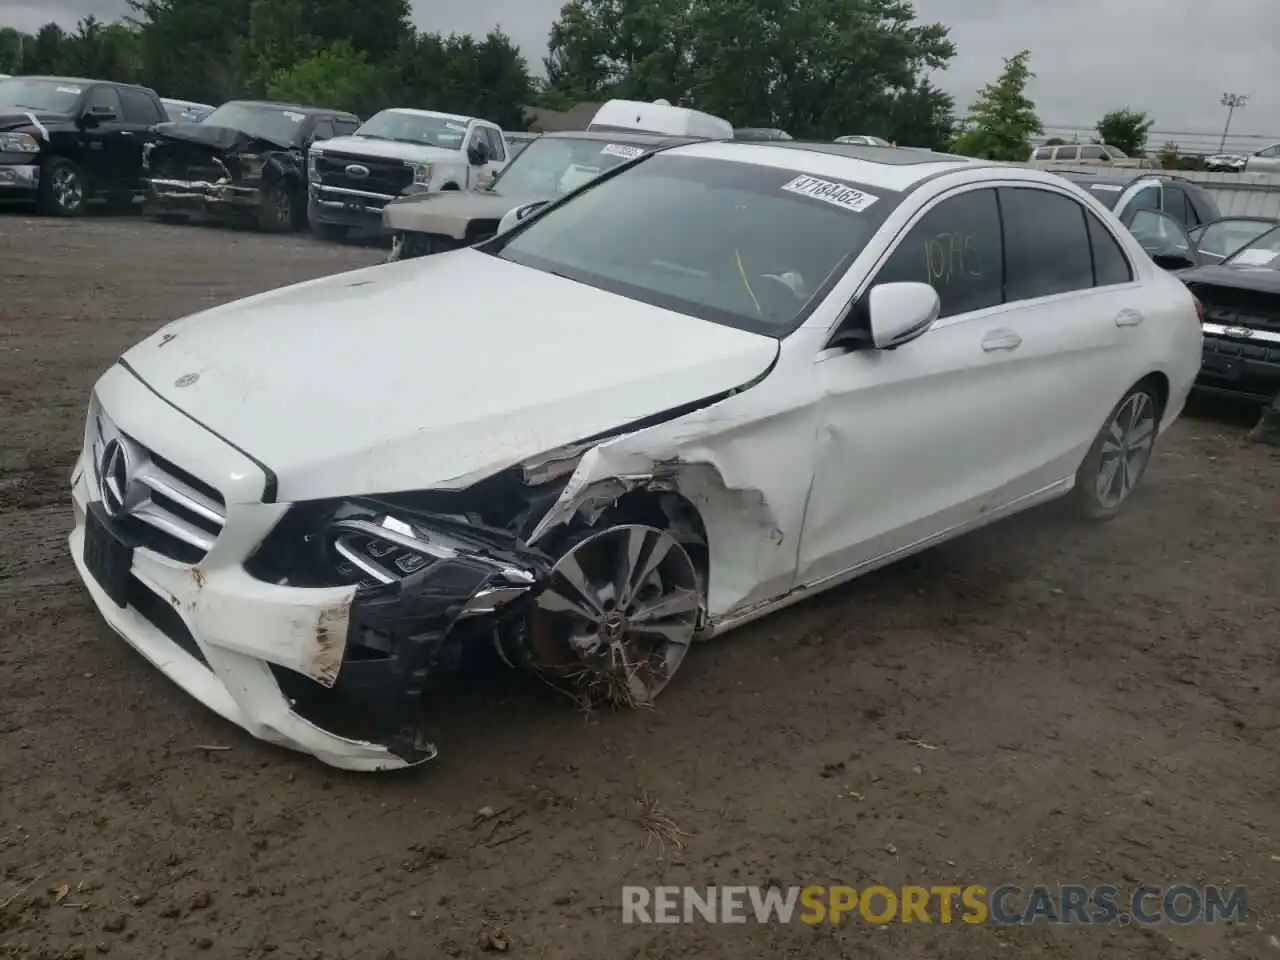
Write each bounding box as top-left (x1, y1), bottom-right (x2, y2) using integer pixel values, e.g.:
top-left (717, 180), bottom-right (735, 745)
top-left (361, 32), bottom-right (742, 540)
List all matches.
top-left (1220, 93), bottom-right (1248, 152)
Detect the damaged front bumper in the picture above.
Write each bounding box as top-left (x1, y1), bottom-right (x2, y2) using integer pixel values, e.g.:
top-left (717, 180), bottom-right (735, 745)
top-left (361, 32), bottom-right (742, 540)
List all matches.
top-left (69, 366), bottom-right (549, 770)
top-left (143, 175), bottom-right (266, 217)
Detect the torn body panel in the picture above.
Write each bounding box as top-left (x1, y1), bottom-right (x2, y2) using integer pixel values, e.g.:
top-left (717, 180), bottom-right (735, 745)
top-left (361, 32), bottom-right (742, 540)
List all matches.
top-left (143, 123), bottom-right (302, 222)
top-left (525, 327), bottom-right (831, 620)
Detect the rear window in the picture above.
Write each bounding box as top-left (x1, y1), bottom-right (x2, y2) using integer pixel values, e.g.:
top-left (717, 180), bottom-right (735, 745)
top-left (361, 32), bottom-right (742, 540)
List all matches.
top-left (491, 154), bottom-right (901, 335)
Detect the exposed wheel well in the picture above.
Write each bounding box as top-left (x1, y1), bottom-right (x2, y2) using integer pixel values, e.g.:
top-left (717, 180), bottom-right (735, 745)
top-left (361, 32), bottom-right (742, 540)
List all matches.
top-left (589, 489), bottom-right (710, 604)
top-left (1136, 372), bottom-right (1170, 423)
top-left (441, 182), bottom-right (460, 191)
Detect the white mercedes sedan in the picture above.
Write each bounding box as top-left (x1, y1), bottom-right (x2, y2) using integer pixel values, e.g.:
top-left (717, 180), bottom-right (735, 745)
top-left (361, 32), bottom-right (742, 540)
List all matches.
top-left (70, 140), bottom-right (1203, 770)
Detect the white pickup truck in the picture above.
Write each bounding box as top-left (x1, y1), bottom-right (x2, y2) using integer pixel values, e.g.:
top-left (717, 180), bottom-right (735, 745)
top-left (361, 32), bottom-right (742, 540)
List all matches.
top-left (306, 108), bottom-right (509, 240)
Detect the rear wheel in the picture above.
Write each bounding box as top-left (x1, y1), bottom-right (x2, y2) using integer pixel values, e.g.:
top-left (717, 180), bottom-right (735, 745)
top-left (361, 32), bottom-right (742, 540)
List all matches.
top-left (1071, 381), bottom-right (1162, 519)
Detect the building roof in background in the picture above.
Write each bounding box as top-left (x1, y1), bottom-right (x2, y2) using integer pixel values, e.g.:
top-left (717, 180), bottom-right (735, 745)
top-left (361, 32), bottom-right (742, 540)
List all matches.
top-left (524, 101), bottom-right (603, 132)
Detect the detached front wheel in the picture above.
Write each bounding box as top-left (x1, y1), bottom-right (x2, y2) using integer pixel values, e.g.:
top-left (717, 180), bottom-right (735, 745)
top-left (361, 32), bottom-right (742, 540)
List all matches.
top-left (526, 523), bottom-right (704, 706)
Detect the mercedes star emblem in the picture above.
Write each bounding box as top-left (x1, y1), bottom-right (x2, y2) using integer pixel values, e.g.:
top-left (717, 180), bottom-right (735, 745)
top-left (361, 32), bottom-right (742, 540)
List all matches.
top-left (174, 373), bottom-right (199, 387)
top-left (98, 438), bottom-right (131, 517)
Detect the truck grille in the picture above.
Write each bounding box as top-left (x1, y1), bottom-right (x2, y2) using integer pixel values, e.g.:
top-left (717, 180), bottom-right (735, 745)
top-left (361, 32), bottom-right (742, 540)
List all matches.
top-left (315, 151), bottom-right (414, 198)
top-left (89, 404), bottom-right (226, 563)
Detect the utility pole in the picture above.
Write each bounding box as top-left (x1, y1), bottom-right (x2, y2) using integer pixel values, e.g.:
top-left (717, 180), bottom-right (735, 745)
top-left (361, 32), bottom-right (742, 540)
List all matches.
top-left (1219, 93), bottom-right (1248, 152)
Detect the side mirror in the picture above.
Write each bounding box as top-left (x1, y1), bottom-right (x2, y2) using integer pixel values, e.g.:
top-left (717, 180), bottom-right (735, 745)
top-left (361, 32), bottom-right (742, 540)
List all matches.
top-left (867, 281), bottom-right (940, 349)
top-left (83, 104), bottom-right (118, 124)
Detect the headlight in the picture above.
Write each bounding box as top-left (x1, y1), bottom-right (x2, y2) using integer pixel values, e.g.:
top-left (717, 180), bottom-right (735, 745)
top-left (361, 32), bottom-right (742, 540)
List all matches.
top-left (408, 162), bottom-right (432, 186)
top-left (0, 132), bottom-right (40, 153)
top-left (326, 507), bottom-right (535, 588)
top-left (307, 149), bottom-right (321, 176)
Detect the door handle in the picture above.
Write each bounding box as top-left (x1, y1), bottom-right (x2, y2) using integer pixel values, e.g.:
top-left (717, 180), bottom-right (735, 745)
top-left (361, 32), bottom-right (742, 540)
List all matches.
top-left (981, 329), bottom-right (1022, 352)
top-left (119, 131), bottom-right (133, 137)
top-left (1115, 308), bottom-right (1144, 327)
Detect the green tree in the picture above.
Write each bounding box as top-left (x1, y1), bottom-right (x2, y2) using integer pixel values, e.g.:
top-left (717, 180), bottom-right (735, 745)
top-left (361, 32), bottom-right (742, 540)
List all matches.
top-left (266, 41), bottom-right (380, 114)
top-left (21, 23), bottom-right (69, 75)
top-left (950, 49), bottom-right (1042, 160)
top-left (0, 28), bottom-right (31, 73)
top-left (1043, 136), bottom-right (1065, 146)
top-left (884, 77), bottom-right (955, 149)
top-left (544, 0), bottom-right (956, 137)
top-left (1095, 107), bottom-right (1154, 157)
top-left (128, 0), bottom-right (254, 101)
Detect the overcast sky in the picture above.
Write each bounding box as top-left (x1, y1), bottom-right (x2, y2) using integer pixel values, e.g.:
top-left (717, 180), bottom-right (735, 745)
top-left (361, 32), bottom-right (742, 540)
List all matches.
top-left (3, 0), bottom-right (1276, 150)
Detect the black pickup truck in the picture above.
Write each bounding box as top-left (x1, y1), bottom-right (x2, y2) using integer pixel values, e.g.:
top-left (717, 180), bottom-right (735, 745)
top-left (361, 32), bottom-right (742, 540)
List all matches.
top-left (0, 75), bottom-right (167, 215)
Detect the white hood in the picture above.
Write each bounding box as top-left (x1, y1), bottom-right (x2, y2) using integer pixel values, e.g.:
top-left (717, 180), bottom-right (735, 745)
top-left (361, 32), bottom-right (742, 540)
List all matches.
top-left (313, 135), bottom-right (463, 165)
top-left (122, 251), bottom-right (778, 503)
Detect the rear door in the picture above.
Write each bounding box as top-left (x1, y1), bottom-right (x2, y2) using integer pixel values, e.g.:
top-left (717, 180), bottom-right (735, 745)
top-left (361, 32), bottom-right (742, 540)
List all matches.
top-left (116, 87), bottom-right (165, 189)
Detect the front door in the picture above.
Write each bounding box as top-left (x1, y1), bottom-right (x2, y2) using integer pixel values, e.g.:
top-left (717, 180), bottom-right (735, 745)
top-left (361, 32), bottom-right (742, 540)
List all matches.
top-left (798, 186), bottom-right (1029, 584)
top-left (79, 86), bottom-right (134, 192)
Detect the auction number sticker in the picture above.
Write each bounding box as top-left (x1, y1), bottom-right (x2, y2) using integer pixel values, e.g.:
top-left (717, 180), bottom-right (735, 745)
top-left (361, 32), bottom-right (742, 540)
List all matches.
top-left (781, 175), bottom-right (878, 212)
top-left (57, 86), bottom-right (83, 94)
top-left (1089, 184), bottom-right (1123, 192)
top-left (601, 143), bottom-right (644, 160)
top-left (281, 111), bottom-right (305, 123)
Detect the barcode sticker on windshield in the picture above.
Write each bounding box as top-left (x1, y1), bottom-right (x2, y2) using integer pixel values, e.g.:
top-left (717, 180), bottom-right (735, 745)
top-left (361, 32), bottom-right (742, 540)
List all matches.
top-left (781, 175), bottom-right (878, 212)
top-left (282, 111), bottom-right (305, 123)
top-left (1089, 184), bottom-right (1123, 192)
top-left (56, 86), bottom-right (82, 94)
top-left (601, 143), bottom-right (644, 160)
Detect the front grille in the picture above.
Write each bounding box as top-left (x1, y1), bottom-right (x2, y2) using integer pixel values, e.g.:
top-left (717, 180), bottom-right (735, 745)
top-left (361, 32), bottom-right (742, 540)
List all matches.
top-left (89, 404), bottom-right (226, 563)
top-left (315, 151), bottom-right (414, 197)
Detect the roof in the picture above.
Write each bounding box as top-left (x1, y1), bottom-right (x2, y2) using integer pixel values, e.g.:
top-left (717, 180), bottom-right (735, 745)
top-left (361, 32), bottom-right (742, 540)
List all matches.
top-left (659, 140), bottom-right (978, 191)
top-left (7, 75), bottom-right (153, 90)
top-left (226, 100), bottom-right (356, 118)
top-left (376, 106), bottom-right (477, 124)
top-left (540, 129), bottom-right (698, 147)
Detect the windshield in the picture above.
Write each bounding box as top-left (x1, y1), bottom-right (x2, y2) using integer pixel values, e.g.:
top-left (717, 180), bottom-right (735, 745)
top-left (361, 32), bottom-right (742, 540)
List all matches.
top-left (494, 136), bottom-right (656, 198)
top-left (1223, 226), bottom-right (1280, 269)
top-left (354, 111), bottom-right (469, 149)
top-left (492, 153), bottom-right (897, 335)
top-left (203, 103), bottom-right (307, 145)
top-left (1104, 145), bottom-right (1129, 159)
top-left (0, 78), bottom-right (83, 113)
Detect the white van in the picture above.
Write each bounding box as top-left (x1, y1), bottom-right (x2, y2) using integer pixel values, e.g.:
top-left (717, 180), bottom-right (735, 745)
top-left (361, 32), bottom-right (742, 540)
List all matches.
top-left (586, 99), bottom-right (732, 140)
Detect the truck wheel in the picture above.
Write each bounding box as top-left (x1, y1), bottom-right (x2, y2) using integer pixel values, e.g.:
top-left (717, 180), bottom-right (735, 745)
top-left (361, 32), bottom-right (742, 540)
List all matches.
top-left (39, 158), bottom-right (87, 216)
top-left (258, 181), bottom-right (297, 232)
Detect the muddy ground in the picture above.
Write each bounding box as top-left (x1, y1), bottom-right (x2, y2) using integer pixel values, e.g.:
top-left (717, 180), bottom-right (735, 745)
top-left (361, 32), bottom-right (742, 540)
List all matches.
top-left (0, 214), bottom-right (1277, 960)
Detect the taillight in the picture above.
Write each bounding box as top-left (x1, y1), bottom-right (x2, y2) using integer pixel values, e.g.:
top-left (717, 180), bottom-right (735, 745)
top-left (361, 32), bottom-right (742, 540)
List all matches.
top-left (1192, 296), bottom-right (1205, 324)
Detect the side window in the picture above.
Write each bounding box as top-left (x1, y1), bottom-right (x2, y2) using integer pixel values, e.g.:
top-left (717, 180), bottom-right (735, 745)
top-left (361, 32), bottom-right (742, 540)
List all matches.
top-left (873, 188), bottom-right (1003, 319)
top-left (1127, 185), bottom-right (1161, 212)
top-left (1085, 212), bottom-right (1134, 286)
top-left (1033, 147), bottom-right (1052, 160)
top-left (311, 119), bottom-right (336, 141)
top-left (334, 117), bottom-right (359, 136)
top-left (118, 88), bottom-right (163, 124)
top-left (1163, 186), bottom-right (1193, 226)
top-left (86, 86), bottom-right (123, 118)
top-left (1256, 145), bottom-right (1280, 158)
top-left (1080, 145), bottom-right (1105, 160)
top-left (1000, 187), bottom-right (1094, 300)
top-left (1057, 146), bottom-right (1080, 161)
top-left (483, 126), bottom-right (506, 162)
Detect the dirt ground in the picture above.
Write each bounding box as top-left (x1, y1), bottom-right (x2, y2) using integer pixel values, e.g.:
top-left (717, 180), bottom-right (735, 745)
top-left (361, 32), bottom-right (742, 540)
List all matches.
top-left (0, 213), bottom-right (1277, 960)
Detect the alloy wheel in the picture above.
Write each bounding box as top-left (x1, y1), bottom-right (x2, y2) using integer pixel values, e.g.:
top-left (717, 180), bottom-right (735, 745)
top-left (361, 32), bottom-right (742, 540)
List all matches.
top-left (531, 524), bottom-right (701, 706)
top-left (53, 168), bottom-right (82, 212)
top-left (1095, 390), bottom-right (1157, 509)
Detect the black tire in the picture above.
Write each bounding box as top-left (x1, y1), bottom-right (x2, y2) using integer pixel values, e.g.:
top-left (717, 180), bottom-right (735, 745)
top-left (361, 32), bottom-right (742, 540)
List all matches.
top-left (257, 180), bottom-right (297, 232)
top-left (1071, 380), bottom-right (1163, 520)
top-left (307, 201), bottom-right (347, 242)
top-left (39, 157), bottom-right (87, 217)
